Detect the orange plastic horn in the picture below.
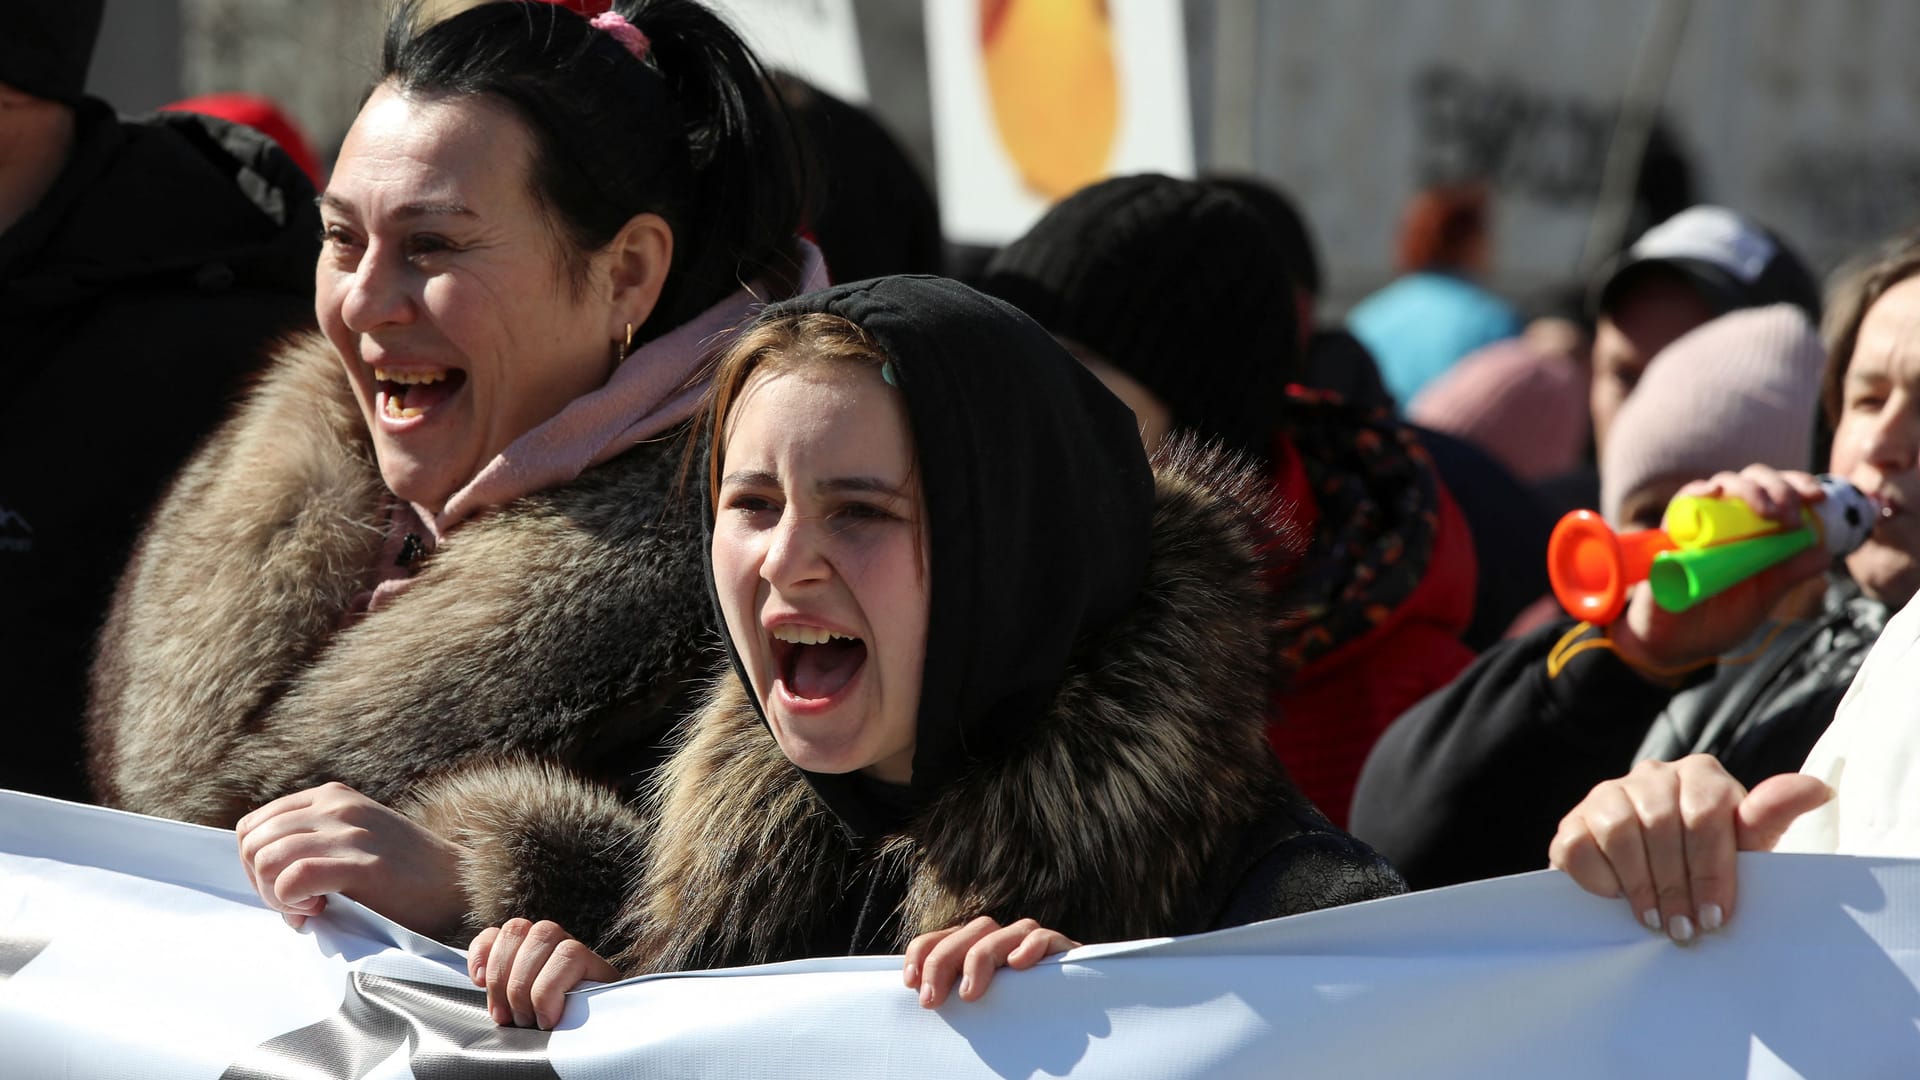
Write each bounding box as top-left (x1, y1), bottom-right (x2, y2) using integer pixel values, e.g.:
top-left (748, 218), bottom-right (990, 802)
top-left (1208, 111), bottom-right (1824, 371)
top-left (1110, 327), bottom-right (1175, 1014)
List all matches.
top-left (1546, 510), bottom-right (1678, 624)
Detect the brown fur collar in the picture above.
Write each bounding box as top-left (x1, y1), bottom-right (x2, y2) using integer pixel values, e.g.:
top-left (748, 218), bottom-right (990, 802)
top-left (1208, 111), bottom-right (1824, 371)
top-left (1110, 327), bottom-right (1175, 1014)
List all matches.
top-left (609, 439), bottom-right (1301, 971)
top-left (86, 332), bottom-right (717, 828)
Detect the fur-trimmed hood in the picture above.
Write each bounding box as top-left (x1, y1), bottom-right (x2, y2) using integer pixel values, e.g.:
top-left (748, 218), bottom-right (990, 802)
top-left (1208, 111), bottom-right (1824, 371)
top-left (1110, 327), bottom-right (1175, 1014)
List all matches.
top-left (408, 441), bottom-right (1403, 963)
top-left (86, 333), bottom-right (718, 831)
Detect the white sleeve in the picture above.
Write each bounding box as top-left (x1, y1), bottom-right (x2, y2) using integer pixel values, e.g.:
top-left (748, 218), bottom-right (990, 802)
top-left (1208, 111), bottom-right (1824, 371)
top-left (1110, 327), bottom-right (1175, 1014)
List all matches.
top-left (1777, 590), bottom-right (1920, 855)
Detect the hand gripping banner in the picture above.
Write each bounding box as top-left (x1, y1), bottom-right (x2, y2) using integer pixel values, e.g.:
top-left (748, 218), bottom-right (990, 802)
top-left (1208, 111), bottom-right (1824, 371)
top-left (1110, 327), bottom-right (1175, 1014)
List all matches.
top-left (3, 789), bottom-right (1920, 1078)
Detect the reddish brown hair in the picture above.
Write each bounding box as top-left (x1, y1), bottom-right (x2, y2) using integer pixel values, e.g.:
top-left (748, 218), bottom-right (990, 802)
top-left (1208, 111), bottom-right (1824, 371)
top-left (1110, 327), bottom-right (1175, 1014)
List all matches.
top-left (1396, 183), bottom-right (1489, 273)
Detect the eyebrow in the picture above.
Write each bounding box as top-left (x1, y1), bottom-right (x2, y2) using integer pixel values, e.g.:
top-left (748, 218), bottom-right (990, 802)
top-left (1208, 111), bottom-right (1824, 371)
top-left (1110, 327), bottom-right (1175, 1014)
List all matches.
top-left (720, 470), bottom-right (911, 498)
top-left (317, 194), bottom-right (478, 220)
top-left (821, 476), bottom-right (912, 498)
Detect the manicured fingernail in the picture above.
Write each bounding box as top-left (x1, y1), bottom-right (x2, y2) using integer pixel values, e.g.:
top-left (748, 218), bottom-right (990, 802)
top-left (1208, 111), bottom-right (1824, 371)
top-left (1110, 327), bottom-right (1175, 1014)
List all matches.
top-left (959, 975), bottom-right (973, 999)
top-left (920, 984), bottom-right (933, 1006)
top-left (903, 962), bottom-right (917, 987)
top-left (1641, 909), bottom-right (1661, 932)
top-left (492, 1006), bottom-right (510, 1026)
top-left (1668, 914), bottom-right (1694, 944)
top-left (1699, 904), bottom-right (1724, 932)
top-left (473, 963), bottom-right (485, 984)
top-left (512, 1011), bottom-right (531, 1029)
top-left (536, 1013), bottom-right (551, 1032)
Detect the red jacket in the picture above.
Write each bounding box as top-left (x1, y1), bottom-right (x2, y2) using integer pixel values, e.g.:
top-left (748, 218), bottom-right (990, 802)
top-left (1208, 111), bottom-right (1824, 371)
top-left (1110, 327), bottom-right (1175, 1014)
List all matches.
top-left (1266, 427), bottom-right (1479, 827)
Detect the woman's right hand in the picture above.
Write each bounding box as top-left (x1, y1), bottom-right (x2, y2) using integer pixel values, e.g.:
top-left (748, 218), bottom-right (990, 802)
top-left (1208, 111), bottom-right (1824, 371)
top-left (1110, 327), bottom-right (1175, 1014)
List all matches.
top-left (1548, 755), bottom-right (1832, 943)
top-left (469, 919), bottom-right (622, 1030)
top-left (236, 781), bottom-right (467, 936)
top-left (1609, 466), bottom-right (1832, 678)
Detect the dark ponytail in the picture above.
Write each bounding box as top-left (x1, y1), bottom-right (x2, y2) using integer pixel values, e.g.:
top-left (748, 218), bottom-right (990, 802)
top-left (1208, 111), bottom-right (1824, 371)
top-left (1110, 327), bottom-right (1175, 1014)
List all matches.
top-left (381, 0), bottom-right (804, 341)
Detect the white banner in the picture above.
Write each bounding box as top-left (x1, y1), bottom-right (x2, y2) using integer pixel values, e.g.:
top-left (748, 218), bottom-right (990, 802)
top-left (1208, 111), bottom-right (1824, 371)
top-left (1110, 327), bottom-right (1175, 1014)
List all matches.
top-left (3, 789), bottom-right (1919, 1078)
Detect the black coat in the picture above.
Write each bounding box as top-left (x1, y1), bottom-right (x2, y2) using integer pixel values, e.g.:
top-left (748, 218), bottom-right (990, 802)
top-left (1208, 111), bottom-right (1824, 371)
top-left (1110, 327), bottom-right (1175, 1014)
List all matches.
top-left (0, 99), bottom-right (319, 802)
top-left (1409, 423), bottom-right (1555, 651)
top-left (1349, 574), bottom-right (1887, 890)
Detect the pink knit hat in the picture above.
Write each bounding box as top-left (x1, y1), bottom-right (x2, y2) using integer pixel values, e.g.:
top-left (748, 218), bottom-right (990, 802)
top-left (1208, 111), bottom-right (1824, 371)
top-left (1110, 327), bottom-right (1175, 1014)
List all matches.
top-left (1408, 338), bottom-right (1588, 481)
top-left (1600, 304), bottom-right (1825, 526)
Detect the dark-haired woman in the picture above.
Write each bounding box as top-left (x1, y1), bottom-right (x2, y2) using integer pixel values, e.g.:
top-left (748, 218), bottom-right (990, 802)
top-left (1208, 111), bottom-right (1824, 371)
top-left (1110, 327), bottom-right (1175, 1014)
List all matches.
top-left (84, 0), bottom-right (819, 945)
top-left (430, 276), bottom-right (1404, 1030)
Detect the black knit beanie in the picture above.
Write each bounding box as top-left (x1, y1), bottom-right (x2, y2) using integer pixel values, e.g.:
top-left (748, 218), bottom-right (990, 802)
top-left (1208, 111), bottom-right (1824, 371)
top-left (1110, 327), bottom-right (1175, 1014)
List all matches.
top-left (978, 174), bottom-right (1298, 461)
top-left (1209, 174), bottom-right (1322, 298)
top-left (0, 1), bottom-right (104, 105)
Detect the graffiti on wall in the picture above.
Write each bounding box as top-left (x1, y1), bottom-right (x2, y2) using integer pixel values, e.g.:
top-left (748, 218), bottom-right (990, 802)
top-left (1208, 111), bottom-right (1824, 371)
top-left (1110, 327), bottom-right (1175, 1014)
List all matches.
top-left (1765, 146), bottom-right (1920, 267)
top-left (1414, 66), bottom-right (1618, 199)
top-left (1411, 64), bottom-right (1696, 259)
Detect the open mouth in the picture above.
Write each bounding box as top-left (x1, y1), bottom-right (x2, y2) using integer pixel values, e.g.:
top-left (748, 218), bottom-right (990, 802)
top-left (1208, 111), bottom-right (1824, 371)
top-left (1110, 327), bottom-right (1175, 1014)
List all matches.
top-left (770, 624), bottom-right (867, 702)
top-left (374, 366), bottom-right (466, 421)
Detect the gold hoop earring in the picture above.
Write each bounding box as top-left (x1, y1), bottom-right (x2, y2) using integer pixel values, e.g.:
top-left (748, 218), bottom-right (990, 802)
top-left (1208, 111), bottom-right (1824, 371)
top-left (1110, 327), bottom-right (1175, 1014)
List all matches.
top-left (611, 322), bottom-right (636, 371)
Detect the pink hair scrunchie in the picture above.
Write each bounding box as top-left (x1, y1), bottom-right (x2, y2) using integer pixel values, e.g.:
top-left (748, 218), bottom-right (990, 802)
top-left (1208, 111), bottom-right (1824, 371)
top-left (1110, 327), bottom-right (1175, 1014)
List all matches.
top-left (589, 11), bottom-right (650, 61)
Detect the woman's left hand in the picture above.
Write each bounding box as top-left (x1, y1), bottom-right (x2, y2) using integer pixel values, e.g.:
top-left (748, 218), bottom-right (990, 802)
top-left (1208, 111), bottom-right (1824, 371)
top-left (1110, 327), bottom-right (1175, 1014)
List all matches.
top-left (1548, 755), bottom-right (1831, 942)
top-left (235, 781), bottom-right (468, 936)
top-left (903, 916), bottom-right (1079, 1007)
top-left (469, 919), bottom-right (621, 1030)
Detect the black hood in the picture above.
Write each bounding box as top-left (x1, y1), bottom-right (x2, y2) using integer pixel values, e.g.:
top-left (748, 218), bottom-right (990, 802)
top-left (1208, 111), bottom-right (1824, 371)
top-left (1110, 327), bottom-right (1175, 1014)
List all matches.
top-left (707, 275), bottom-right (1156, 837)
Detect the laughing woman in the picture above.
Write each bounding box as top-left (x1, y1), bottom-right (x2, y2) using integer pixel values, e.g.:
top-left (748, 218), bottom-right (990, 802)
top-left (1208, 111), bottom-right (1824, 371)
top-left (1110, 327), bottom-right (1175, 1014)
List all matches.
top-left (449, 276), bottom-right (1405, 1030)
top-left (84, 0), bottom-right (820, 944)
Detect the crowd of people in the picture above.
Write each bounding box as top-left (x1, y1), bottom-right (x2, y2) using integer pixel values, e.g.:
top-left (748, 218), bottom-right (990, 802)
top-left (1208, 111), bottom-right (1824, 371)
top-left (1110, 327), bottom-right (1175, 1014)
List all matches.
top-left (6, 0), bottom-right (1920, 1037)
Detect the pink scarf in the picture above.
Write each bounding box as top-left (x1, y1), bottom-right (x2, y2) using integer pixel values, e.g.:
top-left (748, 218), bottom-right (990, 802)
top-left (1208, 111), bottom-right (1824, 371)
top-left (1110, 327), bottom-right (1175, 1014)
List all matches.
top-left (355, 240), bottom-right (828, 613)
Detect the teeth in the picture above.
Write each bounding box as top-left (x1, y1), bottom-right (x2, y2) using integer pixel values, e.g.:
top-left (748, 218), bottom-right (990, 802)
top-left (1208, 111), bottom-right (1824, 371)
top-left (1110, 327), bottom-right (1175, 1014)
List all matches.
top-left (382, 395), bottom-right (423, 420)
top-left (770, 625), bottom-right (856, 646)
top-left (373, 367), bottom-right (450, 385)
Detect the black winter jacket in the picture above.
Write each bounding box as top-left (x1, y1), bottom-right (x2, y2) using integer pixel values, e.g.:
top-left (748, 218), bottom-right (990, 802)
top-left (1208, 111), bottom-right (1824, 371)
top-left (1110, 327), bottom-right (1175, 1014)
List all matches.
top-left (1349, 574), bottom-right (1887, 890)
top-left (1, 99), bottom-right (319, 802)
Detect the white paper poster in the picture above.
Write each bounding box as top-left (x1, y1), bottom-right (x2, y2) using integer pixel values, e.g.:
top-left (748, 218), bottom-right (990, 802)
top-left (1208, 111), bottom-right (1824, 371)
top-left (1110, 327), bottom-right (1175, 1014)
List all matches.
top-left (4, 789), bottom-right (1920, 1078)
top-left (925, 0), bottom-right (1194, 246)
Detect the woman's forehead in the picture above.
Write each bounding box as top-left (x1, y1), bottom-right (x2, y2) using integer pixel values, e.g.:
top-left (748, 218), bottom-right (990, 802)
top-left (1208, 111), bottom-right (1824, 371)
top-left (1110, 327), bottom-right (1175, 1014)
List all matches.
top-left (328, 84), bottom-right (534, 215)
top-left (727, 365), bottom-right (910, 463)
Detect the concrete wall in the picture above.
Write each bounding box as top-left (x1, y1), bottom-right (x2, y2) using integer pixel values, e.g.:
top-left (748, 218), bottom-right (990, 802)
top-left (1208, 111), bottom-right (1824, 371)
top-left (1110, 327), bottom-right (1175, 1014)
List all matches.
top-left (111, 0), bottom-right (1918, 308)
top-left (178, 0), bottom-right (388, 165)
top-left (1206, 0), bottom-right (1920, 306)
top-left (87, 0), bottom-right (185, 115)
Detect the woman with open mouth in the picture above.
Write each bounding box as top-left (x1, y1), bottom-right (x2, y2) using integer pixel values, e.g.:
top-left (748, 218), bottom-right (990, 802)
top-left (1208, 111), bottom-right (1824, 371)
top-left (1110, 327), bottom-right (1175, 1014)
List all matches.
top-left (453, 275), bottom-right (1406, 1032)
top-left (84, 0), bottom-right (821, 944)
